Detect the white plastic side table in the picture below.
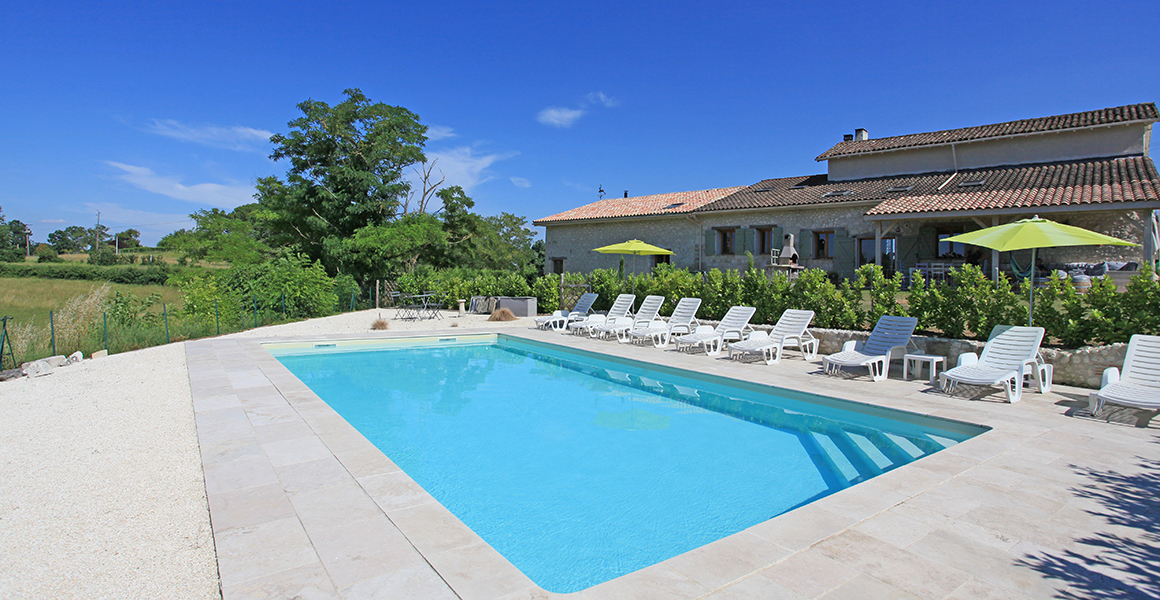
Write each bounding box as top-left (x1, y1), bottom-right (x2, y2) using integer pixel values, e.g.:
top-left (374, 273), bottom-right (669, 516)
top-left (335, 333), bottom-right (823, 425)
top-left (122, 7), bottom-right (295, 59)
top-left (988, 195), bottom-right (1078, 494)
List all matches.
top-left (903, 353), bottom-right (945, 384)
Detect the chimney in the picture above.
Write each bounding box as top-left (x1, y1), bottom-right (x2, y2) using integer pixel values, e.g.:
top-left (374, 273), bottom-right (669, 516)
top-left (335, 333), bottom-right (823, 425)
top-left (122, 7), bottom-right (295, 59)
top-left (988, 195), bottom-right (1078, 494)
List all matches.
top-left (854, 128), bottom-right (869, 141)
top-left (843, 133), bottom-right (854, 142)
top-left (624, 190), bottom-right (628, 198)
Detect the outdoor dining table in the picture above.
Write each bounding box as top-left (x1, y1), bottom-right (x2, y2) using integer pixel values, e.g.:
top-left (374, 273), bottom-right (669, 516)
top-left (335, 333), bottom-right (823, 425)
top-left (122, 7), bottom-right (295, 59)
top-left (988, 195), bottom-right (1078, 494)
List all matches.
top-left (396, 292), bottom-right (442, 320)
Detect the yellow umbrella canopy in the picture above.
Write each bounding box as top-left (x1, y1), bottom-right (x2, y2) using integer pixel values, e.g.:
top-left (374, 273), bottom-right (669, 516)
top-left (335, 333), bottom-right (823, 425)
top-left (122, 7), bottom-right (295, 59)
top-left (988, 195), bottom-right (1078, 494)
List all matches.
top-left (593, 239), bottom-right (675, 255)
top-left (942, 216), bottom-right (1138, 326)
top-left (941, 216), bottom-right (1139, 252)
top-left (592, 240), bottom-right (674, 294)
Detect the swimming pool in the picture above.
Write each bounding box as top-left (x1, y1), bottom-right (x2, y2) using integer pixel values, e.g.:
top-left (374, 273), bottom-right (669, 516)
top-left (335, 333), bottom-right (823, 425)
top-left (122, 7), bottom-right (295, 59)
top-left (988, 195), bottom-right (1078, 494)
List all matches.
top-left (271, 334), bottom-right (985, 593)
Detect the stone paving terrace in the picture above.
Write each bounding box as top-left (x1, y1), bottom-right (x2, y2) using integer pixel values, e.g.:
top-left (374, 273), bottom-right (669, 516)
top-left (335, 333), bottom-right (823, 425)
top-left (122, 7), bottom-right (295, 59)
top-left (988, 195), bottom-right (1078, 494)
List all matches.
top-left (189, 315), bottom-right (1160, 599)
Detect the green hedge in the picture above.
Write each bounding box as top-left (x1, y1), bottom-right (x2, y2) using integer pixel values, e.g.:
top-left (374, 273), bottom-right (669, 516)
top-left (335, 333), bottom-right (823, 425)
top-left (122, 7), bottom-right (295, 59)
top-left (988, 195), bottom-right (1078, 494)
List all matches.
top-left (0, 261), bottom-right (177, 285)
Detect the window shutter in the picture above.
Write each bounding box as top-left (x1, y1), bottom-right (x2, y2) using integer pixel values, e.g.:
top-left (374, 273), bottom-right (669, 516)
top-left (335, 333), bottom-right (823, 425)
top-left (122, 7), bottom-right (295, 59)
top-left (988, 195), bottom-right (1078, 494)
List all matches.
top-left (740, 227), bottom-right (756, 254)
top-left (798, 229), bottom-right (814, 260)
top-left (769, 226), bottom-right (783, 256)
top-left (833, 230), bottom-right (856, 280)
top-left (703, 230), bottom-right (716, 256)
top-left (919, 226), bottom-right (939, 259)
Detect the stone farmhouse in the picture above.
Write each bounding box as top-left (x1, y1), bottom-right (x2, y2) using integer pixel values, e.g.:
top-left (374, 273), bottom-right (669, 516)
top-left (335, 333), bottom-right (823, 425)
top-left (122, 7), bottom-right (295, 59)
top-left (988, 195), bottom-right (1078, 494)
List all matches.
top-left (534, 103), bottom-right (1160, 282)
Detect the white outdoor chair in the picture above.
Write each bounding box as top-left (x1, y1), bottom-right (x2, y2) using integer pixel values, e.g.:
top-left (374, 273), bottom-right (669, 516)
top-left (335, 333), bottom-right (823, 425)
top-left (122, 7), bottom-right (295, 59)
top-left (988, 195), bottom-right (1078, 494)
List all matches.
top-left (673, 306), bottom-right (757, 356)
top-left (629, 297), bottom-right (702, 348)
top-left (592, 295), bottom-right (665, 342)
top-left (536, 292), bottom-right (597, 330)
top-left (728, 309), bottom-right (818, 364)
top-left (823, 316), bottom-right (918, 382)
top-left (939, 325), bottom-right (1048, 403)
top-left (567, 294), bottom-right (635, 336)
top-left (1088, 334), bottom-right (1160, 417)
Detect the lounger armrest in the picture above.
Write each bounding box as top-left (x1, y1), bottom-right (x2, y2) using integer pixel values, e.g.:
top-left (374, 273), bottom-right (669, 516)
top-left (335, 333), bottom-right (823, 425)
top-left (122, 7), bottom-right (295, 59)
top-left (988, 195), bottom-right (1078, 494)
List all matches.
top-left (1102, 366), bottom-right (1120, 388)
top-left (841, 340), bottom-right (859, 352)
top-left (956, 353), bottom-right (979, 367)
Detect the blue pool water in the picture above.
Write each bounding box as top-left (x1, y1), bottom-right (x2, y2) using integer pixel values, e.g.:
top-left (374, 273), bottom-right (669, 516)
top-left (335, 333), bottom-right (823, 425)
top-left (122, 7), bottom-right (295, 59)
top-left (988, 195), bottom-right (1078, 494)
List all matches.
top-left (274, 336), bottom-right (984, 593)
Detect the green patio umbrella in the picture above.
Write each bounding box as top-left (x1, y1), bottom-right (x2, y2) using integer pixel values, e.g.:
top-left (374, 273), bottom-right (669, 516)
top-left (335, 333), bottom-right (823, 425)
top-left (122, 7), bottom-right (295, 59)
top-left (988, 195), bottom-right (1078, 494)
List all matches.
top-left (942, 216), bottom-right (1138, 326)
top-left (593, 240), bottom-right (674, 294)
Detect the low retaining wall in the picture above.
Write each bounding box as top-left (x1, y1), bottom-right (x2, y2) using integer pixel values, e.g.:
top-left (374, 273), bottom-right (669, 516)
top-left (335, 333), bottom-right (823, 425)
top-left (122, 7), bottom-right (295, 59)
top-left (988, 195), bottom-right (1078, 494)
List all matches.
top-left (744, 323), bottom-right (1124, 389)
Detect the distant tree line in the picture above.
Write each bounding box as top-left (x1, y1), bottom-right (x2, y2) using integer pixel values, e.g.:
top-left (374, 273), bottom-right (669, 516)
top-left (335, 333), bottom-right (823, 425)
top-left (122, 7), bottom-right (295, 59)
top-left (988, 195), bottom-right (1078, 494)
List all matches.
top-left (0, 206), bottom-right (143, 264)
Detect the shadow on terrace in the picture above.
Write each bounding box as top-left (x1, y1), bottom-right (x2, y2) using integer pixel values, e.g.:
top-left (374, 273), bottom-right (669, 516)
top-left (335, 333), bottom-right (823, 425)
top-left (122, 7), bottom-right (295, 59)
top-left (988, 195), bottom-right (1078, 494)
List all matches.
top-left (1018, 446), bottom-right (1160, 599)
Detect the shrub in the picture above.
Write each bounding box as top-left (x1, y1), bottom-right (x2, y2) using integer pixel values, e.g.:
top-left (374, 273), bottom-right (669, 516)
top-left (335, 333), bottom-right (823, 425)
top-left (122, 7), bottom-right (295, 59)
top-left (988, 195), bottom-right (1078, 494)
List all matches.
top-left (35, 244), bottom-right (61, 263)
top-left (531, 274), bottom-right (560, 313)
top-left (787, 269), bottom-right (861, 329)
top-left (857, 264), bottom-right (904, 327)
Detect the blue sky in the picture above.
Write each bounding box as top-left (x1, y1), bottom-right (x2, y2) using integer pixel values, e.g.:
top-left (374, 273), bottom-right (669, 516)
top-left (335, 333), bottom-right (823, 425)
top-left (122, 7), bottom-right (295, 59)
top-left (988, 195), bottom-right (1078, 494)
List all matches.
top-left (3, 1), bottom-right (1158, 245)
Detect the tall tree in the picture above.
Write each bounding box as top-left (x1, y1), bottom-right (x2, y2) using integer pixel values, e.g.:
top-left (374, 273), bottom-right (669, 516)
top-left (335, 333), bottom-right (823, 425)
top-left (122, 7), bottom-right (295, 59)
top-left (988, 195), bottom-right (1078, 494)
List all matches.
top-left (0, 208), bottom-right (23, 261)
top-left (114, 229), bottom-right (141, 249)
top-left (256, 88), bottom-right (428, 271)
top-left (48, 225), bottom-right (90, 253)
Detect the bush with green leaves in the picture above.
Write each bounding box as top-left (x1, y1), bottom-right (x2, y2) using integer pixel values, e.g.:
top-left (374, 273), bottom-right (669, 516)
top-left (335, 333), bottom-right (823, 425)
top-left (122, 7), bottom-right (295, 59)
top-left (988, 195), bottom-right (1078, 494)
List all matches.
top-left (786, 268), bottom-right (863, 329)
top-left (641, 263), bottom-right (702, 316)
top-left (531, 274), bottom-right (560, 313)
top-left (856, 264), bottom-right (904, 327)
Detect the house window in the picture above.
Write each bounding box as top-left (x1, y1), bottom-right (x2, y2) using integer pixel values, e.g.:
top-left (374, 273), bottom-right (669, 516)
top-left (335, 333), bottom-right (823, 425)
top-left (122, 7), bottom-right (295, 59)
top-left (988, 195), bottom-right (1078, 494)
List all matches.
top-left (653, 254), bottom-right (670, 267)
top-left (937, 229), bottom-right (965, 259)
top-left (858, 238), bottom-right (897, 275)
top-left (551, 258), bottom-right (565, 274)
top-left (757, 227), bottom-right (774, 254)
top-left (719, 229), bottom-right (736, 255)
top-left (814, 231), bottom-right (835, 259)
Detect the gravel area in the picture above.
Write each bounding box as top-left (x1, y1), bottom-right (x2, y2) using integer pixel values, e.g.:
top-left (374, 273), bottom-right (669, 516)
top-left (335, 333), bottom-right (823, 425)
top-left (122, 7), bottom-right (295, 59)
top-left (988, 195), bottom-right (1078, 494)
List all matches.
top-left (0, 308), bottom-right (532, 599)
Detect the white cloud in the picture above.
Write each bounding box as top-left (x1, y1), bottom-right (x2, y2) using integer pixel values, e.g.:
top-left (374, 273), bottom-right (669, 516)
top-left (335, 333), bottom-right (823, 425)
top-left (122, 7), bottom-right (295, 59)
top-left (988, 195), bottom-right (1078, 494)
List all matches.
top-left (420, 147), bottom-right (519, 192)
top-left (426, 125), bottom-right (457, 141)
top-left (586, 91), bottom-right (618, 107)
top-left (105, 161), bottom-right (255, 208)
top-left (40, 218), bottom-right (67, 224)
top-left (145, 119), bottom-right (273, 152)
top-left (79, 203), bottom-right (195, 246)
top-left (537, 107), bottom-right (586, 128)
top-left (510, 177), bottom-right (531, 189)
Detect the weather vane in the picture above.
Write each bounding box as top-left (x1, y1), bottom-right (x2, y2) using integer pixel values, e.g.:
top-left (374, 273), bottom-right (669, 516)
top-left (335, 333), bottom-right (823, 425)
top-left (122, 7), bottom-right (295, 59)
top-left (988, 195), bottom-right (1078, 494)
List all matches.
top-left (598, 185), bottom-right (605, 200)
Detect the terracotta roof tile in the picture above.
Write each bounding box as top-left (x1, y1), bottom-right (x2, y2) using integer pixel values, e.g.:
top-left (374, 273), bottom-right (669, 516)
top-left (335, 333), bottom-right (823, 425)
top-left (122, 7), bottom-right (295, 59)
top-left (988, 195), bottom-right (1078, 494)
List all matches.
top-left (864, 156), bottom-right (1160, 216)
top-left (816, 103), bottom-right (1159, 161)
top-left (533, 187), bottom-right (745, 225)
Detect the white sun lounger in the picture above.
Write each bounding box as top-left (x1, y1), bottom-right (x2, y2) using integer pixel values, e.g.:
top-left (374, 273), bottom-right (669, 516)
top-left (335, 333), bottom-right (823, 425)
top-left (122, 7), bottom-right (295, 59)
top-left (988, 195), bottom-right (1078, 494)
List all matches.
top-left (1088, 334), bottom-right (1160, 416)
top-left (727, 309), bottom-right (817, 364)
top-left (535, 292), bottom-right (597, 330)
top-left (629, 297), bottom-right (702, 348)
top-left (939, 325), bottom-right (1048, 403)
top-left (567, 294), bottom-right (635, 336)
top-left (823, 315), bottom-right (918, 381)
top-left (673, 306), bottom-right (757, 356)
top-left (592, 295), bottom-right (665, 342)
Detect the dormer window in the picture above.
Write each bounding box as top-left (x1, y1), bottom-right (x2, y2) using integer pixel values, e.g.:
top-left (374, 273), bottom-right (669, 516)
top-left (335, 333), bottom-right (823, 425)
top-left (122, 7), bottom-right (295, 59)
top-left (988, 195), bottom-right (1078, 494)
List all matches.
top-left (958, 179), bottom-right (986, 187)
top-left (661, 202), bottom-right (685, 210)
top-left (886, 185), bottom-right (913, 192)
top-left (822, 190), bottom-right (853, 198)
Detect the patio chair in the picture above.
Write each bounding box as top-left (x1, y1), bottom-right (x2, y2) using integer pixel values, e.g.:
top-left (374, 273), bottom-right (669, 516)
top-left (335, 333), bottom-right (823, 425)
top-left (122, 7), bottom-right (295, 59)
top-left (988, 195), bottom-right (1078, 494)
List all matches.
top-left (535, 292), bottom-right (597, 330)
top-left (939, 325), bottom-right (1047, 403)
top-left (1088, 334), bottom-right (1160, 417)
top-left (728, 309), bottom-right (817, 364)
top-left (673, 306), bottom-right (757, 356)
top-left (592, 295), bottom-right (665, 342)
top-left (823, 316), bottom-right (918, 381)
top-left (567, 294), bottom-right (635, 336)
top-left (629, 297), bottom-right (702, 348)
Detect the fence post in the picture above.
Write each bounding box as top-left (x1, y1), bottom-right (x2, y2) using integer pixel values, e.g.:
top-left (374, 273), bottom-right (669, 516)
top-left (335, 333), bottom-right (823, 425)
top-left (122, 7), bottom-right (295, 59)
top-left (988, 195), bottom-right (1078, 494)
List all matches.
top-left (215, 298), bottom-right (220, 336)
top-left (376, 280), bottom-right (380, 309)
top-left (163, 304), bottom-right (170, 344)
top-left (253, 296), bottom-right (258, 329)
top-left (103, 312), bottom-right (108, 353)
top-left (0, 316), bottom-right (12, 370)
top-left (50, 310), bottom-right (56, 356)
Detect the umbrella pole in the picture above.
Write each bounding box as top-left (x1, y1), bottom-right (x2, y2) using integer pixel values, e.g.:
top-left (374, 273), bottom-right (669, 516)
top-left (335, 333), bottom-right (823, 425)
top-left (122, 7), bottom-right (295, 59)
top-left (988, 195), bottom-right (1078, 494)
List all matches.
top-left (1028, 248), bottom-right (1036, 327)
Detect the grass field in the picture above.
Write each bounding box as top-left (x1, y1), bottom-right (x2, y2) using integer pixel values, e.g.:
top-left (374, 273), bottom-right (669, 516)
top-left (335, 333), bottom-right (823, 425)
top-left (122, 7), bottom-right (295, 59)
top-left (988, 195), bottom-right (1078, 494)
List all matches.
top-left (0, 278), bottom-right (181, 328)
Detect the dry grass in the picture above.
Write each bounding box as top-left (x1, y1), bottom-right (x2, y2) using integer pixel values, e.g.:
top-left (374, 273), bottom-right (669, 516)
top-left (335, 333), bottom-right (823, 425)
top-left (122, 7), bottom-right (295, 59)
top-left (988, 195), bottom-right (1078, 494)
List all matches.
top-left (371, 317), bottom-right (389, 330)
top-left (0, 277), bottom-right (180, 328)
top-left (488, 308), bottom-right (518, 322)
